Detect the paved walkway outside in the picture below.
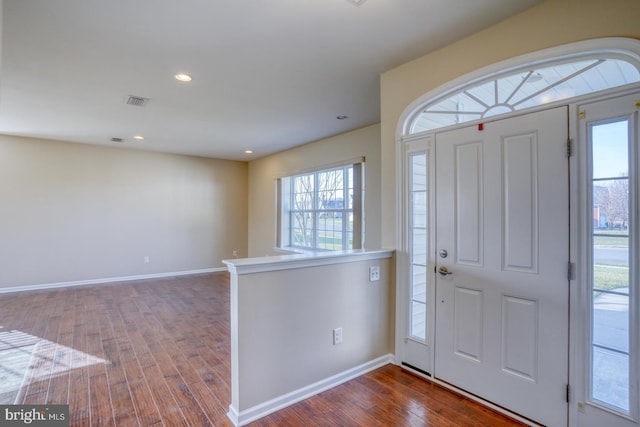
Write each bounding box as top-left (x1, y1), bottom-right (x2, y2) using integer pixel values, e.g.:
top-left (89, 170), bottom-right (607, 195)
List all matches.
top-left (592, 287), bottom-right (629, 412)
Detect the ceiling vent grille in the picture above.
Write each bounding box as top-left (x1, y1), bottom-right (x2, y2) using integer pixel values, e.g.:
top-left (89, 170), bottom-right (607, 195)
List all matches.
top-left (111, 137), bottom-right (124, 143)
top-left (125, 95), bottom-right (149, 107)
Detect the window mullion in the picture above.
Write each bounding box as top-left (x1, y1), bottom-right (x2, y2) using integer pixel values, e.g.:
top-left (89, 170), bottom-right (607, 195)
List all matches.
top-left (289, 178), bottom-right (294, 248)
top-left (512, 61), bottom-right (603, 109)
top-left (314, 172), bottom-right (319, 249)
top-left (352, 163), bottom-right (362, 249)
top-left (343, 166), bottom-right (348, 249)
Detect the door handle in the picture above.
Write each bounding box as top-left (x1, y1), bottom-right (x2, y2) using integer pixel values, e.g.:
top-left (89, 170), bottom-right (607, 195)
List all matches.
top-left (438, 266), bottom-right (453, 276)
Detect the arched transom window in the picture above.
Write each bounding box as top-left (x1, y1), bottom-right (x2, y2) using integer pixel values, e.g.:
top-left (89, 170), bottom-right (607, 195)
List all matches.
top-left (409, 57), bottom-right (640, 134)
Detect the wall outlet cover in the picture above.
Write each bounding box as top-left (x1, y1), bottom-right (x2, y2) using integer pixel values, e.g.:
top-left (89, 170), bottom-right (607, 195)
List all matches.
top-left (369, 265), bottom-right (380, 282)
top-left (333, 327), bottom-right (343, 345)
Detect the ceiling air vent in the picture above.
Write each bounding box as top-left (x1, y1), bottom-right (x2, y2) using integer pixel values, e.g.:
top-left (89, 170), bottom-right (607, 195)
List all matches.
top-left (111, 137), bottom-right (124, 143)
top-left (125, 95), bottom-right (149, 107)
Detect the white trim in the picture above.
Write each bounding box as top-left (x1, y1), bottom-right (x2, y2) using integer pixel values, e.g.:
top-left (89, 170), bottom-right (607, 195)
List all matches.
top-left (223, 248), bottom-right (394, 275)
top-left (568, 101), bottom-right (581, 427)
top-left (396, 38), bottom-right (640, 141)
top-left (395, 38), bottom-right (640, 427)
top-left (395, 136), bottom-right (436, 373)
top-left (276, 161), bottom-right (365, 251)
top-left (394, 134), bottom-right (408, 366)
top-left (571, 91), bottom-right (640, 426)
top-left (227, 354), bottom-right (394, 427)
top-left (0, 267), bottom-right (227, 294)
top-left (272, 156), bottom-right (366, 180)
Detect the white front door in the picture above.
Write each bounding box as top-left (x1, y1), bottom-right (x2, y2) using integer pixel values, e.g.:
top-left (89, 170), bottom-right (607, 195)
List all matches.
top-left (434, 108), bottom-right (569, 426)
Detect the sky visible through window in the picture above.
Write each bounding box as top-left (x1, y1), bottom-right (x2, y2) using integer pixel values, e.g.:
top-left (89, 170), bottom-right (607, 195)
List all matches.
top-left (592, 120), bottom-right (628, 178)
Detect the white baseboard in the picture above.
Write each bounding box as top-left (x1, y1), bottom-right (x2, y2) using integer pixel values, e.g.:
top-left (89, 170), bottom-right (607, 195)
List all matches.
top-left (227, 353), bottom-right (394, 427)
top-left (0, 267), bottom-right (227, 294)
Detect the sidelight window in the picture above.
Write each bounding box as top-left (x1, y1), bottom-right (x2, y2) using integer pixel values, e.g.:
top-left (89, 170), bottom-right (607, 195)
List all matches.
top-left (409, 153), bottom-right (428, 341)
top-left (589, 118), bottom-right (632, 413)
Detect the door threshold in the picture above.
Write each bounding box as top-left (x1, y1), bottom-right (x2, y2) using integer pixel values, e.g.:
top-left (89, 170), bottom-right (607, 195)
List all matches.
top-left (399, 364), bottom-right (545, 427)
top-left (400, 362), bottom-right (431, 378)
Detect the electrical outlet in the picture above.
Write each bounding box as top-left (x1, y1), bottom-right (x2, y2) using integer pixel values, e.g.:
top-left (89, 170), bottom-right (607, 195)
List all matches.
top-left (232, 249), bottom-right (238, 258)
top-left (369, 265), bottom-right (380, 282)
top-left (333, 327), bottom-right (343, 345)
top-left (144, 256), bottom-right (150, 264)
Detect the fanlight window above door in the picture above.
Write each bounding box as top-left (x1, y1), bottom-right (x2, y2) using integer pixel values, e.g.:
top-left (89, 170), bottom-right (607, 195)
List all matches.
top-left (409, 57), bottom-right (640, 134)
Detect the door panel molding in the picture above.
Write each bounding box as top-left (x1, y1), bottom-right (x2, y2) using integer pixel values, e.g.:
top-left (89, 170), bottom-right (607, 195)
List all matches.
top-left (453, 286), bottom-right (484, 362)
top-left (454, 142), bottom-right (484, 266)
top-left (501, 295), bottom-right (539, 382)
top-left (502, 132), bottom-right (539, 273)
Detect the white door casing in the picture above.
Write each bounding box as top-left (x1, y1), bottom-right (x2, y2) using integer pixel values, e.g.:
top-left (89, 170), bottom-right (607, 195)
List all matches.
top-left (395, 39), bottom-right (640, 427)
top-left (400, 137), bottom-right (436, 375)
top-left (434, 108), bottom-right (569, 426)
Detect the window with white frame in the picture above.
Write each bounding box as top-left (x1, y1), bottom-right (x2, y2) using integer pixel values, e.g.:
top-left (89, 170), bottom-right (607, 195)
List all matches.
top-left (409, 57), bottom-right (640, 134)
top-left (278, 161), bottom-right (363, 251)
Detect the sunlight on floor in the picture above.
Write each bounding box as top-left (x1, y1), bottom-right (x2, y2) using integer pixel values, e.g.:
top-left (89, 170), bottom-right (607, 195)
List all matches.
top-left (0, 329), bottom-right (109, 404)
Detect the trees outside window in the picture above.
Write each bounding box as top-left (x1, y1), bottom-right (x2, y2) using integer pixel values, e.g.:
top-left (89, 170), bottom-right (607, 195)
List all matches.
top-left (279, 163), bottom-right (363, 251)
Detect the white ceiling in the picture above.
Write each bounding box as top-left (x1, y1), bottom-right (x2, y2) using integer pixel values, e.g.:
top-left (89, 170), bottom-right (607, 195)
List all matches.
top-left (0, 0), bottom-right (543, 161)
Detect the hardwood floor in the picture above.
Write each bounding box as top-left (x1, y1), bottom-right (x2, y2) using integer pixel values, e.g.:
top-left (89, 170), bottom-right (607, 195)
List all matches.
top-left (0, 273), bottom-right (524, 426)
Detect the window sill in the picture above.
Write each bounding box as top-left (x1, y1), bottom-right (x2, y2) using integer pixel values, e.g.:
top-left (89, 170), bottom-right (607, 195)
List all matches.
top-left (272, 246), bottom-right (336, 256)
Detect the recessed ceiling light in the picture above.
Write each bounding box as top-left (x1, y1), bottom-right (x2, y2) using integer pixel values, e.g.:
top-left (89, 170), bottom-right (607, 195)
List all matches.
top-left (244, 150), bottom-right (254, 154)
top-left (174, 73), bottom-right (192, 82)
top-left (133, 135), bottom-right (145, 140)
top-left (337, 115), bottom-right (348, 120)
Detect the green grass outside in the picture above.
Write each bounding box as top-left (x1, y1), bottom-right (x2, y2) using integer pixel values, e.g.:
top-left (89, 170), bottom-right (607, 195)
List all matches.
top-left (317, 235), bottom-right (343, 249)
top-left (292, 217), bottom-right (353, 250)
top-left (593, 234), bottom-right (629, 248)
top-left (316, 217), bottom-right (353, 249)
top-left (593, 264), bottom-right (628, 292)
top-left (592, 231), bottom-right (628, 292)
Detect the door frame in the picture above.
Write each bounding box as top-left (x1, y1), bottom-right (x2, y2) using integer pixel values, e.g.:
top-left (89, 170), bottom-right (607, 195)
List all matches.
top-left (397, 106), bottom-right (572, 426)
top-left (394, 38), bottom-right (640, 426)
top-left (570, 91), bottom-right (640, 427)
top-left (396, 135), bottom-right (437, 375)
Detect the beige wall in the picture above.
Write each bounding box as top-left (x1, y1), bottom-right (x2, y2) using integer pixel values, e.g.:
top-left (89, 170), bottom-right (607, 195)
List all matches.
top-left (0, 135), bottom-right (248, 288)
top-left (247, 124), bottom-right (382, 256)
top-left (230, 254), bottom-right (393, 415)
top-left (380, 0), bottom-right (640, 247)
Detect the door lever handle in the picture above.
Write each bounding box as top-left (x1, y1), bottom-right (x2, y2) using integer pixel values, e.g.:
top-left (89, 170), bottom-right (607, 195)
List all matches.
top-left (438, 266), bottom-right (453, 276)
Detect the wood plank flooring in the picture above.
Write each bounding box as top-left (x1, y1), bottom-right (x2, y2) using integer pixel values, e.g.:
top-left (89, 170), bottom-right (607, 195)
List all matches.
top-left (0, 273), bottom-right (525, 426)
